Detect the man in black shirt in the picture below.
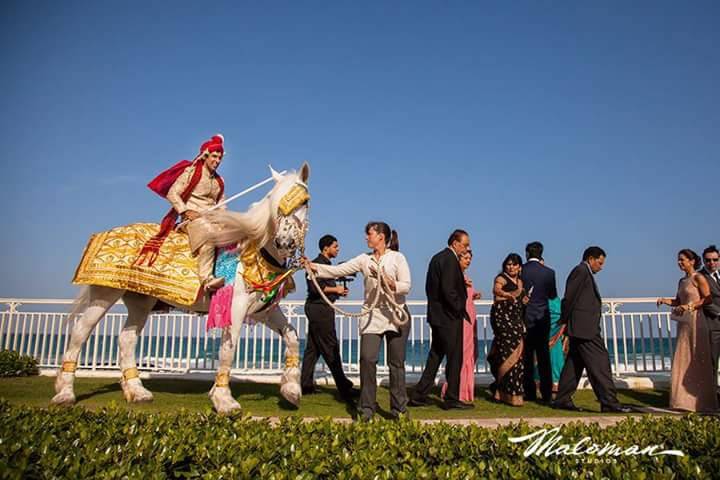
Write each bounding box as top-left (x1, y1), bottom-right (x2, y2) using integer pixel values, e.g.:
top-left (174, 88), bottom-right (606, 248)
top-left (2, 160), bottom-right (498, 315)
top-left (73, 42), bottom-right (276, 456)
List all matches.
top-left (300, 234), bottom-right (358, 401)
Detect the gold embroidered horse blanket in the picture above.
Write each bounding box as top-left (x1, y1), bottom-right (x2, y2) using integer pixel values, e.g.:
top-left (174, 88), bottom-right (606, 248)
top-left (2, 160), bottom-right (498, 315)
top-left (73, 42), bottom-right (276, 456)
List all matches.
top-left (73, 223), bottom-right (201, 306)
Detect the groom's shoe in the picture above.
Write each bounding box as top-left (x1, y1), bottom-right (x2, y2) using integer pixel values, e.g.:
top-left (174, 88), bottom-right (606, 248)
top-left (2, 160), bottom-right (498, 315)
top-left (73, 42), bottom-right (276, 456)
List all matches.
top-left (600, 404), bottom-right (633, 414)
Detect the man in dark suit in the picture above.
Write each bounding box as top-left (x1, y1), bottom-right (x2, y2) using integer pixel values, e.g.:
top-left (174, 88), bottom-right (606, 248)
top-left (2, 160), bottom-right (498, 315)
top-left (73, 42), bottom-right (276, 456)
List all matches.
top-left (300, 234), bottom-right (358, 401)
top-left (410, 229), bottom-right (473, 409)
top-left (520, 241), bottom-right (558, 403)
top-left (552, 246), bottom-right (631, 413)
top-left (700, 245), bottom-right (720, 400)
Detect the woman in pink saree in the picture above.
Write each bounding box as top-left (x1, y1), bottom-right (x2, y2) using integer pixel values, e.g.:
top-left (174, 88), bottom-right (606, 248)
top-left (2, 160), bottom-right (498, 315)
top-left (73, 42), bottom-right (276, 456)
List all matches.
top-left (441, 250), bottom-right (482, 402)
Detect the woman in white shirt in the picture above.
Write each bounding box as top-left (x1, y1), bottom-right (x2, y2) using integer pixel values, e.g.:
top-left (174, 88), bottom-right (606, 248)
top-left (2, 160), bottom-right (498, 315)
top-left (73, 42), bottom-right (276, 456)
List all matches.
top-left (303, 221), bottom-right (412, 421)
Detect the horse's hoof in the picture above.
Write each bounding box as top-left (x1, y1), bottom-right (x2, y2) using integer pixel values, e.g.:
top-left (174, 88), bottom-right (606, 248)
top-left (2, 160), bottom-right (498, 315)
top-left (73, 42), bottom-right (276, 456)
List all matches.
top-left (54, 371), bottom-right (74, 394)
top-left (216, 402), bottom-right (242, 415)
top-left (209, 386), bottom-right (241, 414)
top-left (131, 389), bottom-right (154, 403)
top-left (121, 378), bottom-right (154, 403)
top-left (51, 389), bottom-right (76, 406)
top-left (280, 383), bottom-right (301, 407)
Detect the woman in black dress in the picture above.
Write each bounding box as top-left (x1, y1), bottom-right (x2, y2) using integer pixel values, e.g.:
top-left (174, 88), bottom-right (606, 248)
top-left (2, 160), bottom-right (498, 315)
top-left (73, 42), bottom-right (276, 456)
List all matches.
top-left (488, 253), bottom-right (529, 406)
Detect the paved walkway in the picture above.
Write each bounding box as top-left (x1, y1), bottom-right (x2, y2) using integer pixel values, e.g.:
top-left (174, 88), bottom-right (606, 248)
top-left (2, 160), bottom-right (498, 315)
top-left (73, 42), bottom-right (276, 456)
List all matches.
top-left (253, 407), bottom-right (690, 428)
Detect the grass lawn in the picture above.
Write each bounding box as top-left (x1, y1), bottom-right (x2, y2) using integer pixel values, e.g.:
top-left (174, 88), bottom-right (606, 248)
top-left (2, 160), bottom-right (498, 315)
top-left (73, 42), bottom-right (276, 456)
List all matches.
top-left (0, 376), bottom-right (669, 419)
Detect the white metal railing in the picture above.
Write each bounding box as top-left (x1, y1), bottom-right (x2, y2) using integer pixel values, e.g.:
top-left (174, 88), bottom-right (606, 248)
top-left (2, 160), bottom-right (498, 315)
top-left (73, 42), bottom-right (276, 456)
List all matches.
top-left (0, 297), bottom-right (677, 377)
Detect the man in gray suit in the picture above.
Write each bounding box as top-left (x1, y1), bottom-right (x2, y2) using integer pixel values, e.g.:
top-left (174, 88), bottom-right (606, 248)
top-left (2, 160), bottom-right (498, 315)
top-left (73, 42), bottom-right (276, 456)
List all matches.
top-left (551, 246), bottom-right (631, 413)
top-left (700, 245), bottom-right (720, 399)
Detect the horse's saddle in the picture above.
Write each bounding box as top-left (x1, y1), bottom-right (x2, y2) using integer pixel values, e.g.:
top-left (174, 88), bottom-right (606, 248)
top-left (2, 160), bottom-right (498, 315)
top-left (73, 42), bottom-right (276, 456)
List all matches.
top-left (73, 223), bottom-right (202, 306)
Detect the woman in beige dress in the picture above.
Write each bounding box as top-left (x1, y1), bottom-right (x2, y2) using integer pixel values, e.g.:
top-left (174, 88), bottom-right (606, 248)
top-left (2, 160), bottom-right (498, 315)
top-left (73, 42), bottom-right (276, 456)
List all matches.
top-left (657, 249), bottom-right (718, 412)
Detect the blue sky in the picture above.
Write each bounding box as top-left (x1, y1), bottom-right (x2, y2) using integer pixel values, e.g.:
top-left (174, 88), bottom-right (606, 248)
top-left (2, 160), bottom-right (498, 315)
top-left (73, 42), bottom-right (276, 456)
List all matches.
top-left (1, 1), bottom-right (718, 300)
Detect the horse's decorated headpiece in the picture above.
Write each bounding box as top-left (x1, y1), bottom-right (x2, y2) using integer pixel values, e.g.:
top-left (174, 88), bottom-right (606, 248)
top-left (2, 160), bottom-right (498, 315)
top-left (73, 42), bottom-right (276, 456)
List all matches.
top-left (278, 184), bottom-right (310, 216)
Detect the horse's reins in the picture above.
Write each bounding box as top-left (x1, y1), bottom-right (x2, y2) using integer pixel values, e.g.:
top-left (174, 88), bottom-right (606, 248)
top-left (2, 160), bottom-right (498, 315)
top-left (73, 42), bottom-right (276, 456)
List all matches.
top-left (241, 184), bottom-right (410, 328)
top-left (303, 255), bottom-right (410, 328)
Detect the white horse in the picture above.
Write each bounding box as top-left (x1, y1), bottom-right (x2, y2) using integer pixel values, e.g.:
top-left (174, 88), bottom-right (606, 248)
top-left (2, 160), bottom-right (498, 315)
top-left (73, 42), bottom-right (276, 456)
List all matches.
top-left (52, 163), bottom-right (310, 414)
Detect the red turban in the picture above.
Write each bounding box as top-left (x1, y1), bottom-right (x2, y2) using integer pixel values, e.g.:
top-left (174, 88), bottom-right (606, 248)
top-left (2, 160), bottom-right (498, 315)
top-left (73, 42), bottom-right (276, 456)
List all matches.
top-left (200, 134), bottom-right (224, 155)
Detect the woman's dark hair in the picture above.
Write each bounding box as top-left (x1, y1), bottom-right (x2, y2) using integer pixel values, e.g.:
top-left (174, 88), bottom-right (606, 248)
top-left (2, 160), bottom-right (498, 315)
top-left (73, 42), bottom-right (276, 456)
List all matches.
top-left (678, 248), bottom-right (701, 270)
top-left (388, 230), bottom-right (399, 251)
top-left (365, 221), bottom-right (399, 251)
top-left (502, 253), bottom-right (523, 273)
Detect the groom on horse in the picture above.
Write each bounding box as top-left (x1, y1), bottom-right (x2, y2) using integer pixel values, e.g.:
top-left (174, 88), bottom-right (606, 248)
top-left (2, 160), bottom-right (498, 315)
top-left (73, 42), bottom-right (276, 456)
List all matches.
top-left (137, 134), bottom-right (228, 293)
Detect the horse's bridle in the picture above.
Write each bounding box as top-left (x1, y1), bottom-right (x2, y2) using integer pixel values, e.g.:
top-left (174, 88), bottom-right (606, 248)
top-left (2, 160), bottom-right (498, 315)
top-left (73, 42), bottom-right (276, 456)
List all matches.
top-left (274, 183), bottom-right (310, 270)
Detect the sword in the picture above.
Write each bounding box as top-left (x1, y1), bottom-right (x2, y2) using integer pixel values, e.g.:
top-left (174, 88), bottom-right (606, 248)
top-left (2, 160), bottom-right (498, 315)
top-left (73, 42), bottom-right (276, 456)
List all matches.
top-left (177, 170), bottom-right (287, 229)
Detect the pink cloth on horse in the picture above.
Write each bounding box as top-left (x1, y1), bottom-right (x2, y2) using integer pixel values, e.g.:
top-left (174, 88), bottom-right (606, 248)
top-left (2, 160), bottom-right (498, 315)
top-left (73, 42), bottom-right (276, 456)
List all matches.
top-left (441, 279), bottom-right (477, 402)
top-left (207, 284), bottom-right (234, 330)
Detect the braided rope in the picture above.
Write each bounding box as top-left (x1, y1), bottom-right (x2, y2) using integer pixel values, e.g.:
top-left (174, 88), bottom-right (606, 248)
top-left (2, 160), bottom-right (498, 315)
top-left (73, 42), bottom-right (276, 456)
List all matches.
top-left (285, 210), bottom-right (409, 327)
top-left (306, 266), bottom-right (381, 319)
top-left (305, 257), bottom-right (409, 327)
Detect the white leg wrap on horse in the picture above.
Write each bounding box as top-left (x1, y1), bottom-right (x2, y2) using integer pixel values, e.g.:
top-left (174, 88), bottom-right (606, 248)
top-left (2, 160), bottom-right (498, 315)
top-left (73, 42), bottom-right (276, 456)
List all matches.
top-left (119, 367), bottom-right (153, 403)
top-left (51, 361), bottom-right (78, 406)
top-left (118, 293), bottom-right (156, 403)
top-left (209, 288), bottom-right (250, 414)
top-left (209, 366), bottom-right (240, 414)
top-left (266, 308), bottom-right (302, 406)
top-left (209, 323), bottom-right (243, 414)
top-left (52, 287), bottom-right (123, 406)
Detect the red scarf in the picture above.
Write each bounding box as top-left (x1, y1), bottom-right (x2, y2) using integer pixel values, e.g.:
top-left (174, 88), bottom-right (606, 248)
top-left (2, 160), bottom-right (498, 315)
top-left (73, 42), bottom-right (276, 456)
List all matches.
top-left (135, 160), bottom-right (224, 266)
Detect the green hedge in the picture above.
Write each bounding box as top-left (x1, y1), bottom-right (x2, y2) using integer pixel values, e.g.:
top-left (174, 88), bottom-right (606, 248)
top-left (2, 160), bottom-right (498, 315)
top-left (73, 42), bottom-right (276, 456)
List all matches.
top-left (1, 401), bottom-right (718, 479)
top-left (0, 350), bottom-right (39, 377)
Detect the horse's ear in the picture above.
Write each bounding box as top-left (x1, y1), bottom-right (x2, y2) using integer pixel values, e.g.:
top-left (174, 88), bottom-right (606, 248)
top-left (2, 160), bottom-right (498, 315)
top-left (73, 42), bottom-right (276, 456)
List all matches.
top-left (268, 164), bottom-right (283, 182)
top-left (299, 161), bottom-right (310, 183)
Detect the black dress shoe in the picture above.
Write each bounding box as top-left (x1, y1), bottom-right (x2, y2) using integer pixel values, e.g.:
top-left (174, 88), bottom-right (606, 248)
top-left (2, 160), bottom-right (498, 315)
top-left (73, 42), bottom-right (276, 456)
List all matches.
top-left (340, 388), bottom-right (361, 400)
top-left (302, 387), bottom-right (317, 395)
top-left (408, 397), bottom-right (429, 407)
top-left (391, 409), bottom-right (410, 420)
top-left (551, 401), bottom-right (585, 412)
top-left (442, 400), bottom-right (474, 410)
top-left (601, 404), bottom-right (633, 413)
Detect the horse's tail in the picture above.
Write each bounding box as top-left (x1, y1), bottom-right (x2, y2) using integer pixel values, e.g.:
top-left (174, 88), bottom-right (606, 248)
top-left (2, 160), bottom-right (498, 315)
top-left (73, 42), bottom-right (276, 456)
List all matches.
top-left (64, 286), bottom-right (91, 327)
